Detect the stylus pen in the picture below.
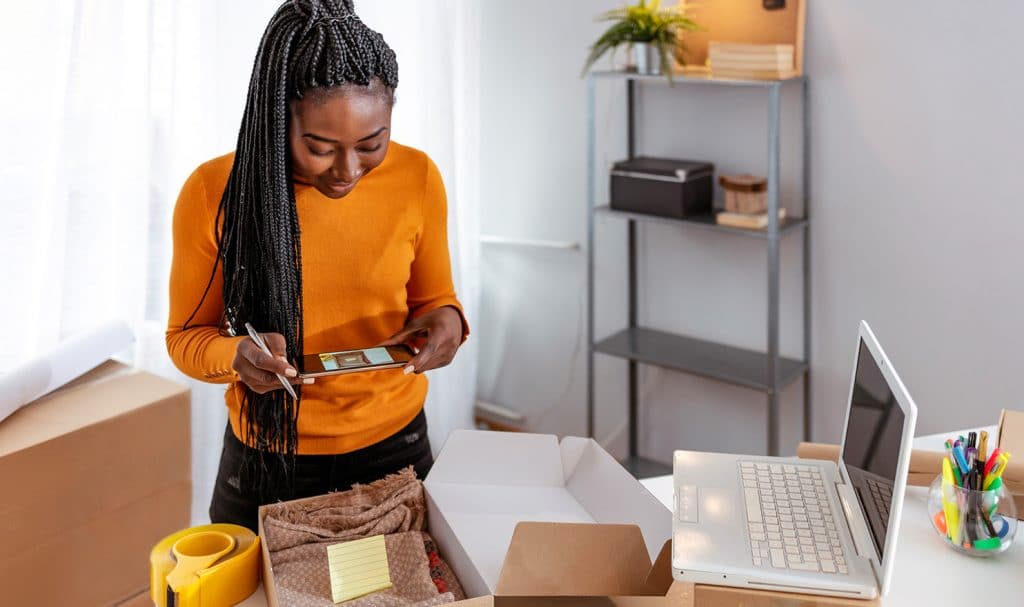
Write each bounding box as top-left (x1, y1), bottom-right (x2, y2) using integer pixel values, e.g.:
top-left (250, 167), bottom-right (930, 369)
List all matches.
top-left (244, 322), bottom-right (298, 400)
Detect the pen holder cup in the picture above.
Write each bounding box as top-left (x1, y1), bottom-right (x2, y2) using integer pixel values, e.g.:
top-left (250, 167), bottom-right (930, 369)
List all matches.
top-left (927, 475), bottom-right (1017, 556)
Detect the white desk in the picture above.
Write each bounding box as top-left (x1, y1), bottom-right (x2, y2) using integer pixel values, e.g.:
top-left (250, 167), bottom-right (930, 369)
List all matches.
top-left (640, 426), bottom-right (1021, 604)
top-left (240, 427), bottom-right (1020, 605)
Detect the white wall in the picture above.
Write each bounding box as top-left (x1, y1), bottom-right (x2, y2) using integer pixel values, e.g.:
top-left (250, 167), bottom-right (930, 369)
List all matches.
top-left (478, 0), bottom-right (1024, 461)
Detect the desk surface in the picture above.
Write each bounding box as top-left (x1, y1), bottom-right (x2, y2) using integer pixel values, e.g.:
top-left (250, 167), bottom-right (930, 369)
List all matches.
top-left (240, 427), bottom-right (1020, 606)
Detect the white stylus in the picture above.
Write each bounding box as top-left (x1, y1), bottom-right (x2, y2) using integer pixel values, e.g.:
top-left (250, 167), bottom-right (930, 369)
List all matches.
top-left (244, 322), bottom-right (298, 400)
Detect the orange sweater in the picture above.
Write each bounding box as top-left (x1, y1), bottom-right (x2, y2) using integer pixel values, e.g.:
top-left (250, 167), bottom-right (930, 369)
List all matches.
top-left (166, 142), bottom-right (468, 454)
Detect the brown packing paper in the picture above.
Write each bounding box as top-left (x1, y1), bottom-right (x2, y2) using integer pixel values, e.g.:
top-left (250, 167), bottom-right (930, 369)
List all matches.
top-left (796, 441), bottom-right (1024, 516)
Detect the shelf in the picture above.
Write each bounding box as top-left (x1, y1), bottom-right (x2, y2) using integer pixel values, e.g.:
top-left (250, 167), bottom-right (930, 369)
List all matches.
top-left (593, 327), bottom-right (807, 393)
top-left (622, 455), bottom-right (672, 479)
top-left (595, 205), bottom-right (807, 238)
top-left (588, 69), bottom-right (805, 88)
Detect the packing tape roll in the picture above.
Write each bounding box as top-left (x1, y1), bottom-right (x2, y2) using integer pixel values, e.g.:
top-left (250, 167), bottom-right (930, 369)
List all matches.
top-left (150, 524), bottom-right (260, 607)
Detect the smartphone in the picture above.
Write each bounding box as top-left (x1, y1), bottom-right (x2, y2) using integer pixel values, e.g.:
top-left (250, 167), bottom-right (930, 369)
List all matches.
top-left (297, 345), bottom-right (415, 378)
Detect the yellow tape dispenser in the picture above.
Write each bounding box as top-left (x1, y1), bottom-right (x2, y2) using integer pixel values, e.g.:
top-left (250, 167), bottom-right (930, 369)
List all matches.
top-left (150, 524), bottom-right (260, 607)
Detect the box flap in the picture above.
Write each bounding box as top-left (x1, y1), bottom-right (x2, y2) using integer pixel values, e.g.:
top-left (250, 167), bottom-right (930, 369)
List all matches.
top-left (426, 429), bottom-right (564, 487)
top-left (998, 409), bottom-right (1024, 454)
top-left (0, 362), bottom-right (187, 457)
top-left (561, 437), bottom-right (672, 560)
top-left (495, 522), bottom-right (654, 597)
top-left (643, 541), bottom-right (674, 595)
top-left (492, 599), bottom-right (619, 607)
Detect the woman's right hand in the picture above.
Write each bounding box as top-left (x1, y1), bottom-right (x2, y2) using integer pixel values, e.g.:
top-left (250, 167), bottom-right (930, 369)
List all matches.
top-left (231, 332), bottom-right (312, 394)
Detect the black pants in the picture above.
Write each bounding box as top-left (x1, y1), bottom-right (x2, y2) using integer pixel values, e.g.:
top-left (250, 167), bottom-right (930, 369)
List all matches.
top-left (209, 410), bottom-right (433, 532)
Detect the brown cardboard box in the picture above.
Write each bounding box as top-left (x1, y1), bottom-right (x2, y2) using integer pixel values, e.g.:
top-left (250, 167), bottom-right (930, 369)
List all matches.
top-left (0, 360), bottom-right (191, 607)
top-left (996, 409), bottom-right (1024, 513)
top-left (680, 0), bottom-right (806, 75)
top-left (997, 409), bottom-right (1024, 457)
top-left (115, 589), bottom-right (157, 607)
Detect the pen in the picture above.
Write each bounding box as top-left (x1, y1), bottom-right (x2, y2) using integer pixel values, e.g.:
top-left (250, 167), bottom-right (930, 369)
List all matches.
top-left (979, 430), bottom-right (989, 464)
top-left (967, 431), bottom-right (977, 450)
top-left (953, 443), bottom-right (971, 477)
top-left (244, 322), bottom-right (298, 400)
top-left (984, 448), bottom-right (1002, 477)
top-left (966, 447), bottom-right (978, 488)
top-left (983, 453), bottom-right (1011, 491)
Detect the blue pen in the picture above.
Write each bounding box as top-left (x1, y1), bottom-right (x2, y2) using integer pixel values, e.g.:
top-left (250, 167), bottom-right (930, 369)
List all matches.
top-left (953, 444), bottom-right (971, 476)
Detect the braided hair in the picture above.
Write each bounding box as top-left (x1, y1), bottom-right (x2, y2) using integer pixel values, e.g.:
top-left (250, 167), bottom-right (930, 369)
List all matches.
top-left (187, 0), bottom-right (398, 497)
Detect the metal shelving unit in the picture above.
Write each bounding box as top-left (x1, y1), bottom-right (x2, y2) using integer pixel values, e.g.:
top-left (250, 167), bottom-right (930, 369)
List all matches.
top-left (585, 70), bottom-right (810, 476)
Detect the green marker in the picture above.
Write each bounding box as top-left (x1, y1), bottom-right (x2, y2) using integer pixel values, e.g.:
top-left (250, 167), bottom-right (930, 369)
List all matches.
top-left (973, 537), bottom-right (1002, 551)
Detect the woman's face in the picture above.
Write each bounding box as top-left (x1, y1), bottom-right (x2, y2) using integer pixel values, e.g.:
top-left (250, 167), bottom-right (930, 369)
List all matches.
top-left (289, 85), bottom-right (393, 199)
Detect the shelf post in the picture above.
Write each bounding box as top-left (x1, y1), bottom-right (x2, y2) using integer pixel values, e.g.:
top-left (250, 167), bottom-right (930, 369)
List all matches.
top-left (627, 77), bottom-right (639, 460)
top-left (586, 73), bottom-right (597, 439)
top-left (802, 79), bottom-right (812, 443)
top-left (766, 83), bottom-right (782, 456)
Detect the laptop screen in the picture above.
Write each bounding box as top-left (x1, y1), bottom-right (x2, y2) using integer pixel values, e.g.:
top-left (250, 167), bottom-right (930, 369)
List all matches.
top-left (839, 338), bottom-right (906, 560)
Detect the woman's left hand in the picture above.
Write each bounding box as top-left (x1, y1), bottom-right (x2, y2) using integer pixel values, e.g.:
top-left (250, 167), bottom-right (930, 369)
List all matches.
top-left (379, 306), bottom-right (464, 374)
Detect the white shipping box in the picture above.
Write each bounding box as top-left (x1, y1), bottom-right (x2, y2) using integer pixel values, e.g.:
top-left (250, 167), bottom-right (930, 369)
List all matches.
top-left (423, 429), bottom-right (672, 598)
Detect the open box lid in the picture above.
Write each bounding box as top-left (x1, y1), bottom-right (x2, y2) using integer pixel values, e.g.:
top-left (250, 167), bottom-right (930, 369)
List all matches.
top-left (495, 522), bottom-right (674, 598)
top-left (424, 430), bottom-right (672, 596)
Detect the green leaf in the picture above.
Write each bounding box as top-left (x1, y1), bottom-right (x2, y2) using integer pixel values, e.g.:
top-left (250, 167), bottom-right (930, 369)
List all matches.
top-left (581, 0), bottom-right (703, 78)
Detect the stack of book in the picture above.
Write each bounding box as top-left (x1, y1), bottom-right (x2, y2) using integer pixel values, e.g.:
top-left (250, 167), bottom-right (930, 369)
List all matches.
top-left (715, 207), bottom-right (786, 230)
top-left (708, 42), bottom-right (796, 80)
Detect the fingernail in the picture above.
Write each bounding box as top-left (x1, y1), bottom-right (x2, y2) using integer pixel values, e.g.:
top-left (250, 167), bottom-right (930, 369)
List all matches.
top-left (403, 365), bottom-right (415, 375)
top-left (303, 378), bottom-right (315, 384)
top-left (285, 368), bottom-right (297, 377)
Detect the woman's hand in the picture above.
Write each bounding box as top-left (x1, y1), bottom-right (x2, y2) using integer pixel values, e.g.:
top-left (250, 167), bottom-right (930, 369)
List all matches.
top-left (232, 332), bottom-right (311, 393)
top-left (379, 307), bottom-right (464, 374)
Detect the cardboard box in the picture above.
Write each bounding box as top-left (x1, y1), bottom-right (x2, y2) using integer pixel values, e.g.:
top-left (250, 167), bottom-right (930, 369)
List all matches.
top-left (0, 360), bottom-right (191, 607)
top-left (260, 430), bottom-right (876, 607)
top-left (996, 409), bottom-right (1024, 513)
top-left (115, 589), bottom-right (158, 607)
top-left (680, 0), bottom-right (806, 75)
top-left (424, 430), bottom-right (672, 597)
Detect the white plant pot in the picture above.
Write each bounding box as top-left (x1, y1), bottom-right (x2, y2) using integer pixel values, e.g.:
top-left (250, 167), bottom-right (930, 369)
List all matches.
top-left (633, 43), bottom-right (661, 75)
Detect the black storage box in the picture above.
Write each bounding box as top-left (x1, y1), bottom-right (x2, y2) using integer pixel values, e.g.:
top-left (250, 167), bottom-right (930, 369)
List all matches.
top-left (610, 156), bottom-right (714, 219)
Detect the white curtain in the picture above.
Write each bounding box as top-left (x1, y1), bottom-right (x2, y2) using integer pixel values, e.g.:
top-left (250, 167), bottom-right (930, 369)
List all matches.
top-left (0, 0), bottom-right (480, 524)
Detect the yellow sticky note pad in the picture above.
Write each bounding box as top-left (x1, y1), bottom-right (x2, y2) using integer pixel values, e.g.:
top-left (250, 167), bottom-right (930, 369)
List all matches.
top-left (327, 535), bottom-right (392, 604)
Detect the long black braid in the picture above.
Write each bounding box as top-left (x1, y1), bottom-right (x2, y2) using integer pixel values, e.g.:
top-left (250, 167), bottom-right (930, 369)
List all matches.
top-left (185, 0), bottom-right (398, 499)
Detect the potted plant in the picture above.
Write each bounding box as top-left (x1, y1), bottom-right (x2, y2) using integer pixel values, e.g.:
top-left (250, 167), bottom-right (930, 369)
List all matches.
top-left (582, 0), bottom-right (699, 80)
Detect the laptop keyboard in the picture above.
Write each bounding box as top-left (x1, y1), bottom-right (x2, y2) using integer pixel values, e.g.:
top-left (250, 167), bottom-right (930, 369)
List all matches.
top-left (865, 476), bottom-right (892, 522)
top-left (739, 461), bottom-right (849, 574)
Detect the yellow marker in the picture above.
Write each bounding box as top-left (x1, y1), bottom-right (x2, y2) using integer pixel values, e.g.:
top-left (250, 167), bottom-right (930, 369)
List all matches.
top-left (942, 458), bottom-right (962, 544)
top-left (327, 535), bottom-right (392, 604)
top-left (983, 452), bottom-right (1011, 490)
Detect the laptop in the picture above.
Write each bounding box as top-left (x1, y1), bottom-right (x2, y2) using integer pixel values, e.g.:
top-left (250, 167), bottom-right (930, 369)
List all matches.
top-left (671, 321), bottom-right (918, 599)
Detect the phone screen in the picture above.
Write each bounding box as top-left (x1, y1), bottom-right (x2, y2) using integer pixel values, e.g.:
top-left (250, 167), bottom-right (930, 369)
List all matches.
top-left (299, 345), bottom-right (414, 376)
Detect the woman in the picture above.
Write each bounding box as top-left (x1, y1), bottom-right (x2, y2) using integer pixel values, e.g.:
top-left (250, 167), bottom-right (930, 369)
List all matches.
top-left (165, 0), bottom-right (468, 532)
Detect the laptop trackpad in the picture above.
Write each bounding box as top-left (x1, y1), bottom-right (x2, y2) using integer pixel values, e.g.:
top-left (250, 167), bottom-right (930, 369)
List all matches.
top-left (699, 487), bottom-right (742, 524)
